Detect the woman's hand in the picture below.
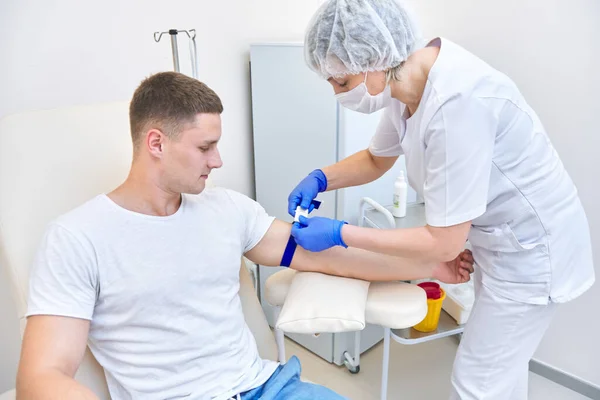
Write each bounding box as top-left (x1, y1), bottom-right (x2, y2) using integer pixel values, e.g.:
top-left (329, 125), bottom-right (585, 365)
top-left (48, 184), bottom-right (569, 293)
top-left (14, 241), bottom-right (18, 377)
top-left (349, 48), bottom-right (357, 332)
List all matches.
top-left (291, 216), bottom-right (348, 252)
top-left (431, 249), bottom-right (475, 284)
top-left (287, 170), bottom-right (328, 217)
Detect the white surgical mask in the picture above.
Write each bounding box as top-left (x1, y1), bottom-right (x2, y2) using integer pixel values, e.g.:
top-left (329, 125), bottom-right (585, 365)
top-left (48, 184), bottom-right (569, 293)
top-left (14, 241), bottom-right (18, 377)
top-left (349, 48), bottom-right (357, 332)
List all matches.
top-left (335, 72), bottom-right (392, 114)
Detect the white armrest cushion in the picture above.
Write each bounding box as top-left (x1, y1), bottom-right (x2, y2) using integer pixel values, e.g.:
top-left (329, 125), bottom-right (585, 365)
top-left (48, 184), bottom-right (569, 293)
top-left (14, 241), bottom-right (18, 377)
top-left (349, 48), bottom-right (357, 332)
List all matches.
top-left (275, 272), bottom-right (370, 334)
top-left (265, 268), bottom-right (297, 306)
top-left (365, 282), bottom-right (428, 329)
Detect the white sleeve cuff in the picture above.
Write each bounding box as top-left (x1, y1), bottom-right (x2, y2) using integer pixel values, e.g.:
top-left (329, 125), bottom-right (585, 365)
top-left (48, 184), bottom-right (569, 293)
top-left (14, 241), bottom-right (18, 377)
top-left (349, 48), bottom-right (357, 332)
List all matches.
top-left (25, 307), bottom-right (94, 321)
top-left (368, 145), bottom-right (403, 158)
top-left (426, 205), bottom-right (486, 227)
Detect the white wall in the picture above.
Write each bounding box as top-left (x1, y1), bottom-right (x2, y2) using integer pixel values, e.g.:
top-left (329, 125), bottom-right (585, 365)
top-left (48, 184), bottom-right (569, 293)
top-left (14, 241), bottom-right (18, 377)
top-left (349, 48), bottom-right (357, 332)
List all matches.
top-left (0, 0), bottom-right (325, 196)
top-left (0, 0), bottom-right (598, 393)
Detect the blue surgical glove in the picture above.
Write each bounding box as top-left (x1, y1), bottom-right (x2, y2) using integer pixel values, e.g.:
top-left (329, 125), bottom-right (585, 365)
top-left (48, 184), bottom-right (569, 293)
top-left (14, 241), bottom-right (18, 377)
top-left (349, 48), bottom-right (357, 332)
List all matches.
top-left (287, 169), bottom-right (328, 217)
top-left (291, 215), bottom-right (348, 252)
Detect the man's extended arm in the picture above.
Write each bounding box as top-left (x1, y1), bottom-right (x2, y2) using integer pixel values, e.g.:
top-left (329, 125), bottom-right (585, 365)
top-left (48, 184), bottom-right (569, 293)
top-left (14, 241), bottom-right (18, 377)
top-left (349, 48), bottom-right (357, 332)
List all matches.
top-left (245, 220), bottom-right (473, 283)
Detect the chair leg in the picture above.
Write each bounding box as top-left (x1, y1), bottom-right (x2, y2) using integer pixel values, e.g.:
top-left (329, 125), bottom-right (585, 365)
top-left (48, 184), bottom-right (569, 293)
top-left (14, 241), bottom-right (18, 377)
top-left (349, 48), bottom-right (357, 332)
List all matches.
top-left (275, 328), bottom-right (286, 364)
top-left (273, 306), bottom-right (286, 364)
top-left (343, 331), bottom-right (361, 373)
top-left (381, 327), bottom-right (391, 400)
top-left (354, 330), bottom-right (361, 368)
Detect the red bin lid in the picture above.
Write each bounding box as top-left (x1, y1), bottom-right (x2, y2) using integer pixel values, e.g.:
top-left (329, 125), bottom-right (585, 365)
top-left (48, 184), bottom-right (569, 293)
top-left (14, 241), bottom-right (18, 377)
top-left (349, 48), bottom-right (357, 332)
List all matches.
top-left (418, 282), bottom-right (442, 300)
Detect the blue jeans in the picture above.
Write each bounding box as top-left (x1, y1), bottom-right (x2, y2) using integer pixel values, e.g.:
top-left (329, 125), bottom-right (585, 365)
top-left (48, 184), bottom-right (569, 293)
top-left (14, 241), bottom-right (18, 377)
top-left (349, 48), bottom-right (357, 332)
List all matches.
top-left (240, 356), bottom-right (347, 400)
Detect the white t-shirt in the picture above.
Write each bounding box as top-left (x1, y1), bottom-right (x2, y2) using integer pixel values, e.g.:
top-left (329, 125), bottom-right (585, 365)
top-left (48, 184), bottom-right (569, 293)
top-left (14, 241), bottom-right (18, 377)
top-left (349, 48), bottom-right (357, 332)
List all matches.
top-left (369, 37), bottom-right (594, 304)
top-left (26, 188), bottom-right (278, 400)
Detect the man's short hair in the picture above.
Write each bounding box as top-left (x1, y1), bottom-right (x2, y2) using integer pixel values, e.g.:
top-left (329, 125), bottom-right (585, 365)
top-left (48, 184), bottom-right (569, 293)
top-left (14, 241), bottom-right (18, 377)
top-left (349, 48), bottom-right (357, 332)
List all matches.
top-left (129, 72), bottom-right (223, 148)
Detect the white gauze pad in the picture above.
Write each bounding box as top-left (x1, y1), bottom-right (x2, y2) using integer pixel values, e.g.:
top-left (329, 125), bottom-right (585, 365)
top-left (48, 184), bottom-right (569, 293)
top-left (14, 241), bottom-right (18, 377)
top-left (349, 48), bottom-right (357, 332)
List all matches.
top-left (294, 206), bottom-right (309, 222)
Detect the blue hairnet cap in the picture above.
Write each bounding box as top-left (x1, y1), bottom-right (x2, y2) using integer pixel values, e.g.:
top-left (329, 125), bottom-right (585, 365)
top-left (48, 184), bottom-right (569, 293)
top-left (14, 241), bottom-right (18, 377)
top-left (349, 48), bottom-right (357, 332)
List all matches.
top-left (305, 0), bottom-right (422, 79)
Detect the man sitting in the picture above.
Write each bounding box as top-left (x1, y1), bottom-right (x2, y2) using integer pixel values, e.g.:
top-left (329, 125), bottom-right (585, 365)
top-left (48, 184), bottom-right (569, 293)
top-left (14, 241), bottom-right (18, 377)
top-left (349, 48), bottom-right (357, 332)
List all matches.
top-left (17, 72), bottom-right (474, 400)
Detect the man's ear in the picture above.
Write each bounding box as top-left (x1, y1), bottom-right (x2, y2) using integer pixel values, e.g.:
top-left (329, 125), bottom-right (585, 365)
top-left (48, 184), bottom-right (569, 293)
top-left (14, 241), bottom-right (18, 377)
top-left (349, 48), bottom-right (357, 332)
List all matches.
top-left (146, 129), bottom-right (165, 158)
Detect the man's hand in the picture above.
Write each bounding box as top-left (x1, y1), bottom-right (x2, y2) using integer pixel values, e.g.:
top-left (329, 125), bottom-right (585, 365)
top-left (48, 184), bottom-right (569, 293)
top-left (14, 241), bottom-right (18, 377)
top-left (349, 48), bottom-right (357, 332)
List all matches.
top-left (431, 249), bottom-right (475, 284)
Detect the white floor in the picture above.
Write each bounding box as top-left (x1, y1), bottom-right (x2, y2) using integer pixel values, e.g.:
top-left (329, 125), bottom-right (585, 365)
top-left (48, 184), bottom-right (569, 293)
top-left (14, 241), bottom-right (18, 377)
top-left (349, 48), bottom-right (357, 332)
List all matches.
top-left (284, 335), bottom-right (591, 400)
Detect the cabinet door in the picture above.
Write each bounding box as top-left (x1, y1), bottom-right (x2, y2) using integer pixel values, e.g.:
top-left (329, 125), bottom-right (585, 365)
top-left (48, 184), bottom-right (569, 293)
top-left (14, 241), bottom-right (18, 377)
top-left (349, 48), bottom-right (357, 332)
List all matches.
top-left (250, 44), bottom-right (337, 362)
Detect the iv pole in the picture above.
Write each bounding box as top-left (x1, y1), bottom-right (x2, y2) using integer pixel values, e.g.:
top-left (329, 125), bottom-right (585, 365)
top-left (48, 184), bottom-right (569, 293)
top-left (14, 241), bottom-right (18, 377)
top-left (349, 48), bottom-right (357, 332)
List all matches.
top-left (153, 29), bottom-right (198, 78)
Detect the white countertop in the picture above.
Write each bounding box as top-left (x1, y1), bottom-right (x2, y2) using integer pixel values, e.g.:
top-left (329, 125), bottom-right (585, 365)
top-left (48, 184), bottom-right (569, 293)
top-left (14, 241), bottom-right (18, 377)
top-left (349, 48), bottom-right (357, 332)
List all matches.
top-left (363, 203), bottom-right (426, 229)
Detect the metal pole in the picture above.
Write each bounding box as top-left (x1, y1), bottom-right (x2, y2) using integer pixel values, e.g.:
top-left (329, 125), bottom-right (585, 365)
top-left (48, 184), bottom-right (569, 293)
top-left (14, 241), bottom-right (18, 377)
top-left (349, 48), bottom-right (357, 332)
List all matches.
top-left (169, 29), bottom-right (180, 72)
top-left (354, 330), bottom-right (361, 368)
top-left (381, 327), bottom-right (391, 400)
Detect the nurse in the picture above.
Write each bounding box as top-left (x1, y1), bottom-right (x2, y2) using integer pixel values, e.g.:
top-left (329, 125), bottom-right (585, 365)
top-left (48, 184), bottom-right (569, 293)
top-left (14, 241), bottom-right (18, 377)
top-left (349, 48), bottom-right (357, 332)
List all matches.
top-left (288, 0), bottom-right (595, 398)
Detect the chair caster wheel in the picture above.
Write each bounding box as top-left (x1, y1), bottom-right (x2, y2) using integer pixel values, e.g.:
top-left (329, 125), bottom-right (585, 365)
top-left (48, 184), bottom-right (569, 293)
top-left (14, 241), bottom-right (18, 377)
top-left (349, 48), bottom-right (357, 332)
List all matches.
top-left (343, 351), bottom-right (360, 374)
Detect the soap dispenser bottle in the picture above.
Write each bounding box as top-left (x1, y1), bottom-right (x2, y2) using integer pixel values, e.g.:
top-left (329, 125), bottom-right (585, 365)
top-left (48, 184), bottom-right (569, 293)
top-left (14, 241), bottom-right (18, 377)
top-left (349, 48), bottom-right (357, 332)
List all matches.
top-left (392, 171), bottom-right (408, 218)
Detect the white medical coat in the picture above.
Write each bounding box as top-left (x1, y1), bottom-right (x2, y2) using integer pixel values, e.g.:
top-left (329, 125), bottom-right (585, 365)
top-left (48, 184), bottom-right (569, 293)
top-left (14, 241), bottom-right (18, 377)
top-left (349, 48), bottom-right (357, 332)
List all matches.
top-left (369, 38), bottom-right (594, 304)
